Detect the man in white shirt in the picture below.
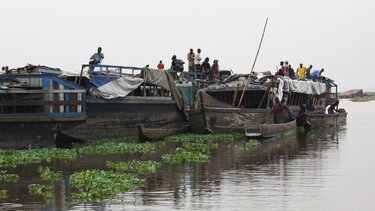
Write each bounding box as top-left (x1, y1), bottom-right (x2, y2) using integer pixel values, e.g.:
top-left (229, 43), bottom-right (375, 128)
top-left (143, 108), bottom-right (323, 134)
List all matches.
top-left (194, 48), bottom-right (202, 72)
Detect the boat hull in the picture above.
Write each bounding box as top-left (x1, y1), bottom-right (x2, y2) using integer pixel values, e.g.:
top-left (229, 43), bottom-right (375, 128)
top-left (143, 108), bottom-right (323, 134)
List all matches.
top-left (245, 120), bottom-right (297, 139)
top-left (137, 123), bottom-right (190, 141)
top-left (305, 112), bottom-right (339, 128)
top-left (60, 96), bottom-right (185, 141)
top-left (189, 106), bottom-right (272, 133)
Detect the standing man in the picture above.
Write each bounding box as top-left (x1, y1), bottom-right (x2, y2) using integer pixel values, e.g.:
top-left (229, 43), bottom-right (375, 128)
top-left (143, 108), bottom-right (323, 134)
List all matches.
top-left (89, 47), bottom-right (104, 65)
top-left (306, 65), bottom-right (313, 79)
top-left (297, 63), bottom-right (306, 78)
top-left (194, 48), bottom-right (202, 72)
top-left (187, 49), bottom-right (195, 72)
top-left (288, 64), bottom-right (295, 79)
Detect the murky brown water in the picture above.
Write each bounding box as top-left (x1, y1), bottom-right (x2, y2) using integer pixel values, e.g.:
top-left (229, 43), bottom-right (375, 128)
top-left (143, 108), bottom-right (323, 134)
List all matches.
top-left (1, 100), bottom-right (375, 211)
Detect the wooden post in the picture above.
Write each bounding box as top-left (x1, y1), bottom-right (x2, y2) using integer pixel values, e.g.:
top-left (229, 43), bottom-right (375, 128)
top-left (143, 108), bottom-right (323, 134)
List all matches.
top-left (238, 17), bottom-right (269, 107)
top-left (232, 84), bottom-right (239, 106)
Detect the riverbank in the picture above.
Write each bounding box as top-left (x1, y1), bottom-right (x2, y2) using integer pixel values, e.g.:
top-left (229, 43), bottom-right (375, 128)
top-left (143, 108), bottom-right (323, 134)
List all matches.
top-left (351, 92), bottom-right (375, 102)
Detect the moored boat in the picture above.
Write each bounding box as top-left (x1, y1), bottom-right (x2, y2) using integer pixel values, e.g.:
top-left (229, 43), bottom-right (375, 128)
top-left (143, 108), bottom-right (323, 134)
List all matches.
top-left (304, 112), bottom-right (339, 128)
top-left (137, 123), bottom-right (190, 141)
top-left (0, 65), bottom-right (87, 148)
top-left (188, 73), bottom-right (328, 133)
top-left (245, 120), bottom-right (297, 139)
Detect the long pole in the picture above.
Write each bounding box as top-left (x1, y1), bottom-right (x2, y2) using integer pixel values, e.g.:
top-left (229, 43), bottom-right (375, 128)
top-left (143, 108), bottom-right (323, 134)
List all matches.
top-left (237, 17), bottom-right (269, 108)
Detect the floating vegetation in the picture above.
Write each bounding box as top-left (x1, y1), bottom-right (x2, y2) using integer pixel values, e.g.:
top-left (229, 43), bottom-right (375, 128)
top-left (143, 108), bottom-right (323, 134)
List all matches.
top-left (165, 133), bottom-right (244, 144)
top-left (106, 160), bottom-right (161, 174)
top-left (79, 141), bottom-right (156, 155)
top-left (181, 142), bottom-right (219, 153)
top-left (0, 148), bottom-right (77, 168)
top-left (37, 166), bottom-right (62, 182)
top-left (88, 136), bottom-right (139, 144)
top-left (28, 184), bottom-right (53, 201)
top-left (0, 189), bottom-right (8, 199)
top-left (0, 170), bottom-right (19, 183)
top-left (162, 147), bottom-right (209, 164)
top-left (242, 139), bottom-right (260, 152)
top-left (69, 169), bottom-right (144, 202)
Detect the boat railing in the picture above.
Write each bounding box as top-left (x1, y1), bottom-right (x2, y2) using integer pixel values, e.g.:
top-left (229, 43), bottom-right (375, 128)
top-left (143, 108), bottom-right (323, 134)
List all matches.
top-left (0, 74), bottom-right (86, 120)
top-left (80, 64), bottom-right (143, 79)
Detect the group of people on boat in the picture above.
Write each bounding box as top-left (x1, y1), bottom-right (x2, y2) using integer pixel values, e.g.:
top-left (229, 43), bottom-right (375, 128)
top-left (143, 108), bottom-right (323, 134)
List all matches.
top-left (170, 48), bottom-right (220, 81)
top-left (88, 47), bottom-right (220, 82)
top-left (276, 60), bottom-right (325, 82)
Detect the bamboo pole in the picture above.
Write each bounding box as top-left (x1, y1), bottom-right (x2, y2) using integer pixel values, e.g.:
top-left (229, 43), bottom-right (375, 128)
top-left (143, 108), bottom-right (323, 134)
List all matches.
top-left (237, 17), bottom-right (269, 108)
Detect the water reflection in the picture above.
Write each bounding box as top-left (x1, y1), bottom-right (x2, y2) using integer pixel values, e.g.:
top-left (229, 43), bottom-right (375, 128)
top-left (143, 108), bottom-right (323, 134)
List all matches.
top-left (4, 100), bottom-right (374, 211)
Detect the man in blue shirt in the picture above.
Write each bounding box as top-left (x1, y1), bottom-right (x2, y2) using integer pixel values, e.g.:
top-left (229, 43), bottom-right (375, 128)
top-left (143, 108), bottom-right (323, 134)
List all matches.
top-left (311, 68), bottom-right (324, 79)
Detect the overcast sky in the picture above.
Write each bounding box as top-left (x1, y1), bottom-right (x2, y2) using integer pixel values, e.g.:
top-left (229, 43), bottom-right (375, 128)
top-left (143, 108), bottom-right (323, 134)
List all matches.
top-left (0, 0), bottom-right (374, 91)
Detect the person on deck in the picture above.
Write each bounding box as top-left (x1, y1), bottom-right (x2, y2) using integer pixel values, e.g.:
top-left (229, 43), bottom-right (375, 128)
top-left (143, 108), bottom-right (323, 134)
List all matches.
top-left (278, 61), bottom-right (287, 76)
top-left (187, 49), bottom-right (195, 72)
top-left (327, 100), bottom-right (340, 114)
top-left (201, 57), bottom-right (211, 73)
top-left (272, 97), bottom-right (284, 124)
top-left (297, 63), bottom-right (306, 78)
top-left (89, 47), bottom-right (104, 65)
top-left (312, 68), bottom-right (325, 80)
top-left (171, 55), bottom-right (185, 72)
top-left (306, 65), bottom-right (313, 79)
top-left (157, 60), bottom-right (165, 69)
top-left (209, 59), bottom-right (219, 81)
top-left (288, 64), bottom-right (295, 79)
top-left (195, 48), bottom-right (202, 72)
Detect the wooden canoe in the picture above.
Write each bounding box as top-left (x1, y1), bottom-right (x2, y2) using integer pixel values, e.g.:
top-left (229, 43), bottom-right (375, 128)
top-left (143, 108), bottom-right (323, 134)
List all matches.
top-left (245, 120), bottom-right (297, 139)
top-left (137, 123), bottom-right (190, 141)
top-left (305, 112), bottom-right (339, 128)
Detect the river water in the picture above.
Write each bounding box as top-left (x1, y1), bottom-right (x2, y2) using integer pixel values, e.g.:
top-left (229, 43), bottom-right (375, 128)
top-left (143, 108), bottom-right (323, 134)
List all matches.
top-left (1, 99), bottom-right (375, 210)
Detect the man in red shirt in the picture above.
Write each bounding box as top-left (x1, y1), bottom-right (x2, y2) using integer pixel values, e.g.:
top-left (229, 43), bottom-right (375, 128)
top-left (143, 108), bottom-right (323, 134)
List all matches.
top-left (157, 60), bottom-right (164, 69)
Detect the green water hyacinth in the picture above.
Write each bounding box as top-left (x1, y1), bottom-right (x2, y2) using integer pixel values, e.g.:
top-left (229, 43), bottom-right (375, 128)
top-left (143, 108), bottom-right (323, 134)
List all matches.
top-left (28, 184), bottom-right (53, 201)
top-left (0, 170), bottom-right (19, 182)
top-left (106, 160), bottom-right (161, 174)
top-left (0, 148), bottom-right (77, 168)
top-left (0, 189), bottom-right (8, 199)
top-left (37, 166), bottom-right (62, 182)
top-left (89, 136), bottom-right (139, 144)
top-left (79, 142), bottom-right (156, 155)
top-left (243, 139), bottom-right (260, 151)
top-left (165, 133), bottom-right (244, 143)
top-left (69, 169), bottom-right (144, 202)
top-left (181, 142), bottom-right (219, 153)
top-left (162, 147), bottom-right (209, 164)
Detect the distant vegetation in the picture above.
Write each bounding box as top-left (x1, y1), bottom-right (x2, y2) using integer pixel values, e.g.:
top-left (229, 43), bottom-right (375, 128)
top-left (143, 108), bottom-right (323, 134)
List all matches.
top-left (351, 92), bottom-right (375, 102)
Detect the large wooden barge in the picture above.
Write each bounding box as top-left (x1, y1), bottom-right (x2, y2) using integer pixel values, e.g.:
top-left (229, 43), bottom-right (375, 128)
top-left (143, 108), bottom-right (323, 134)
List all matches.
top-left (188, 74), bottom-right (331, 133)
top-left (58, 64), bottom-right (186, 141)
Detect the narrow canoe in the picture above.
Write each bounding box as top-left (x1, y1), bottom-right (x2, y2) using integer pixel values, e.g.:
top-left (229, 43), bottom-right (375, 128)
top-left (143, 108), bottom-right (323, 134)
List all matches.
top-left (137, 123), bottom-right (190, 141)
top-left (245, 120), bottom-right (297, 139)
top-left (305, 112), bottom-right (339, 128)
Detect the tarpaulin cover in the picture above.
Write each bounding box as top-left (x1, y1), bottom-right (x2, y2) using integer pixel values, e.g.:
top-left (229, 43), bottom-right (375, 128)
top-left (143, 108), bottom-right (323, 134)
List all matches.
top-left (89, 76), bottom-right (144, 99)
top-left (283, 78), bottom-right (326, 95)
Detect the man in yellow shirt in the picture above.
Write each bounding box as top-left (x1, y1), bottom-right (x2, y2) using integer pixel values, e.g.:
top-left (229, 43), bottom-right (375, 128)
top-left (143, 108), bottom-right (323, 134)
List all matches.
top-left (297, 63), bottom-right (306, 78)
